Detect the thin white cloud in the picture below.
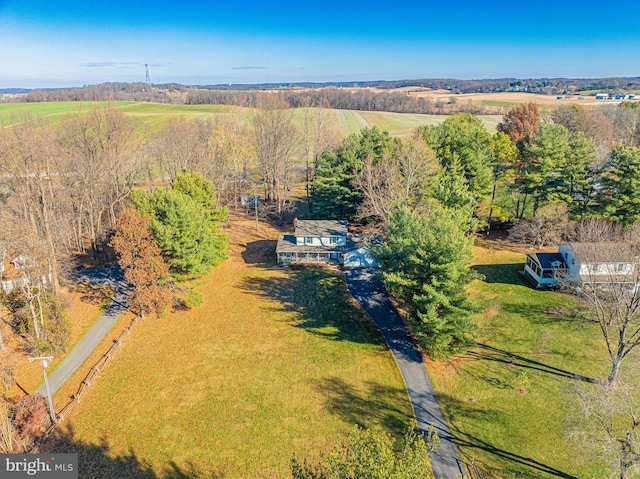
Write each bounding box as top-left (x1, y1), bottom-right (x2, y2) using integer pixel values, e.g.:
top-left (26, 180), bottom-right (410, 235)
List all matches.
top-left (232, 66), bottom-right (266, 70)
top-left (80, 62), bottom-right (139, 68)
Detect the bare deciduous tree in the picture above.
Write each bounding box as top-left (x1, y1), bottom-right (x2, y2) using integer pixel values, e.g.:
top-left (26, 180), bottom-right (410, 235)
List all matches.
top-left (58, 107), bottom-right (140, 259)
top-left (508, 204), bottom-right (570, 247)
top-left (570, 242), bottom-right (640, 383)
top-left (253, 94), bottom-right (299, 224)
top-left (156, 116), bottom-right (254, 209)
top-left (569, 217), bottom-right (624, 243)
top-left (606, 105), bottom-right (640, 148)
top-left (572, 373), bottom-right (640, 479)
top-left (0, 120), bottom-right (61, 293)
top-left (156, 118), bottom-right (204, 181)
top-left (354, 133), bottom-right (436, 225)
top-left (217, 114), bottom-right (256, 210)
top-left (299, 101), bottom-right (341, 206)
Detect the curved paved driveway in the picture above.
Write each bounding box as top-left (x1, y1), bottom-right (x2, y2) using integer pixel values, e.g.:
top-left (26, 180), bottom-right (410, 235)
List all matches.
top-left (346, 268), bottom-right (466, 479)
top-left (36, 266), bottom-right (130, 397)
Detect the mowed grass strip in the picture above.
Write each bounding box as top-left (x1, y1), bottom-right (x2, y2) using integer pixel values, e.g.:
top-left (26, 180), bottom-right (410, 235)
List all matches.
top-left (427, 239), bottom-right (610, 479)
top-left (116, 103), bottom-right (237, 115)
top-left (358, 111), bottom-right (446, 133)
top-left (50, 218), bottom-right (414, 479)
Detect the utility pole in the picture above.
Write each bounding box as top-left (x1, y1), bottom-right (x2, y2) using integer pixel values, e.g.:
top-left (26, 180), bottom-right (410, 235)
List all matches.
top-left (28, 356), bottom-right (55, 423)
top-left (145, 64), bottom-right (151, 88)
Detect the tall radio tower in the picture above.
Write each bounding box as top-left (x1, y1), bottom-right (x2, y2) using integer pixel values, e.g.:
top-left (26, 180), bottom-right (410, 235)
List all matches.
top-left (145, 64), bottom-right (151, 87)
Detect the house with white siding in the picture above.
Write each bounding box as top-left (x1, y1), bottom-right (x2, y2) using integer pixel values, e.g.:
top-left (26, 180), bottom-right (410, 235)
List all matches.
top-left (276, 219), bottom-right (348, 265)
top-left (524, 242), bottom-right (638, 289)
top-left (275, 219), bottom-right (378, 267)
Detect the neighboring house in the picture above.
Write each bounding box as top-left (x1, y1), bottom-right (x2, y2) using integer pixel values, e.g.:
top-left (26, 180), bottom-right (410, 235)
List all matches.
top-left (10, 254), bottom-right (35, 270)
top-left (524, 242), bottom-right (638, 288)
top-left (0, 252), bottom-right (53, 293)
top-left (275, 219), bottom-right (378, 267)
top-left (595, 93), bottom-right (610, 100)
top-left (559, 242), bottom-right (637, 287)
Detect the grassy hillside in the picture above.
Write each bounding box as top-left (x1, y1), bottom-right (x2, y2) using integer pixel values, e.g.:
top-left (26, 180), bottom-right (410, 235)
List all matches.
top-left (0, 101), bottom-right (134, 123)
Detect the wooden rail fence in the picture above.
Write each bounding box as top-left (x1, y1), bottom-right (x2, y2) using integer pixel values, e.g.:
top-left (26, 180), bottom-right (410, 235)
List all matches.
top-left (25, 313), bottom-right (140, 453)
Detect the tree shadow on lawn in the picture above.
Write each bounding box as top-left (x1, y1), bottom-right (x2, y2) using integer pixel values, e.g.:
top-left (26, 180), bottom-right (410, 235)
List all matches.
top-left (241, 268), bottom-right (385, 346)
top-left (316, 376), bottom-right (414, 436)
top-left (45, 425), bottom-right (225, 479)
top-left (472, 263), bottom-right (527, 286)
top-left (466, 343), bottom-right (595, 384)
top-left (240, 240), bottom-right (278, 265)
top-left (501, 302), bottom-right (594, 328)
top-left (436, 393), bottom-right (579, 479)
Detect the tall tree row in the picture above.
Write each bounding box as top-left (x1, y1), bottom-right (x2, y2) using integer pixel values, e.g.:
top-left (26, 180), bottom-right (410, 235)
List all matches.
top-left (494, 102), bottom-right (640, 225)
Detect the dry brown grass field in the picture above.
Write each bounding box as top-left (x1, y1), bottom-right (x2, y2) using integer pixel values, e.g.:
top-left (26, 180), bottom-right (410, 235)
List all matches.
top-left (406, 90), bottom-right (599, 105)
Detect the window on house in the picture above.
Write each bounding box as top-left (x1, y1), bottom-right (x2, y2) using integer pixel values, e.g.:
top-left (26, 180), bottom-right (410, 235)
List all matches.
top-left (617, 263), bottom-right (626, 273)
top-left (304, 237), bottom-right (313, 245)
top-left (328, 237), bottom-right (337, 245)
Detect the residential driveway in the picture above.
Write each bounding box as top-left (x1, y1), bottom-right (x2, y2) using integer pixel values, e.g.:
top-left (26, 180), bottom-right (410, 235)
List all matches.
top-left (36, 266), bottom-right (130, 397)
top-left (345, 268), bottom-right (466, 479)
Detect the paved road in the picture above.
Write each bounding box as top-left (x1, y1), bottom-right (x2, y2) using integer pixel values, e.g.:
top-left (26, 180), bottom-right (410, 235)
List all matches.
top-left (345, 268), bottom-right (466, 479)
top-left (36, 266), bottom-right (130, 397)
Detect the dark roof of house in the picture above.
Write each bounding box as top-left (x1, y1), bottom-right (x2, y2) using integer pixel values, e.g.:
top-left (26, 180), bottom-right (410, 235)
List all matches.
top-left (564, 242), bottom-right (636, 263)
top-left (528, 252), bottom-right (566, 270)
top-left (276, 235), bottom-right (351, 254)
top-left (295, 220), bottom-right (347, 238)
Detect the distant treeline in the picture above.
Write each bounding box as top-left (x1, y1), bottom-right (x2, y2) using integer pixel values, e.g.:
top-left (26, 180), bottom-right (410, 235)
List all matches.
top-left (9, 82), bottom-right (185, 103)
top-left (5, 76), bottom-right (640, 113)
top-left (196, 77), bottom-right (640, 95)
top-left (185, 88), bottom-right (506, 115)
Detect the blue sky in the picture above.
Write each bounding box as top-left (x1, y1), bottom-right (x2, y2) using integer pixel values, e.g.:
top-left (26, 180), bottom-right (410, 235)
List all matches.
top-left (1, 0), bottom-right (639, 88)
